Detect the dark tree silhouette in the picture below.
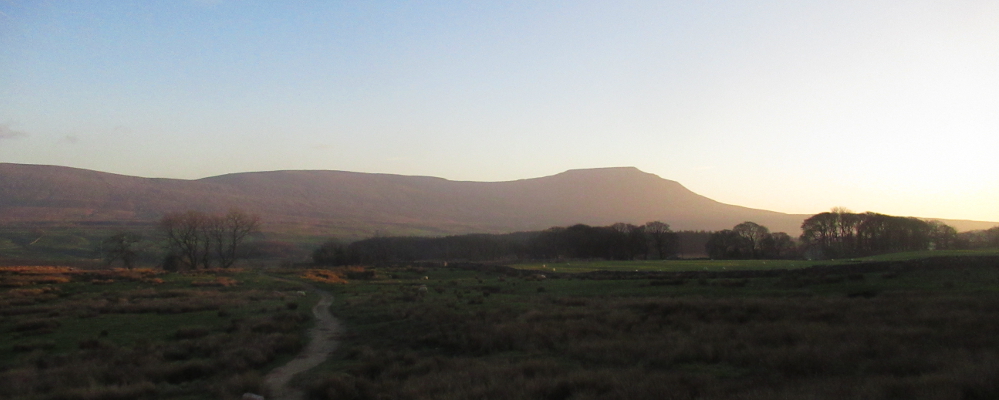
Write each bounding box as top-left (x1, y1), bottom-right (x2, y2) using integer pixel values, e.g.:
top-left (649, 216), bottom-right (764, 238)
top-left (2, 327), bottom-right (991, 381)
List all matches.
top-left (706, 229), bottom-right (750, 259)
top-left (101, 232), bottom-right (143, 269)
top-left (802, 209), bottom-right (952, 258)
top-left (733, 221), bottom-right (770, 258)
top-left (645, 221), bottom-right (678, 259)
top-left (313, 240), bottom-right (350, 266)
top-left (762, 231), bottom-right (796, 259)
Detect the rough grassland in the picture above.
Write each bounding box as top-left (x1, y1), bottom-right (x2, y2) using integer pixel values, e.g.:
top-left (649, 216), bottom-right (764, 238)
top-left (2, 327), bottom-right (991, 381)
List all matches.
top-left (305, 254), bottom-right (999, 400)
top-left (0, 267), bottom-right (320, 400)
top-left (4, 251), bottom-right (999, 400)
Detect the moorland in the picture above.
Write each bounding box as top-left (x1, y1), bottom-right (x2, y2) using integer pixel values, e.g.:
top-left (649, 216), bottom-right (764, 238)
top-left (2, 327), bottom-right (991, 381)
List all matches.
top-left (4, 250), bottom-right (999, 400)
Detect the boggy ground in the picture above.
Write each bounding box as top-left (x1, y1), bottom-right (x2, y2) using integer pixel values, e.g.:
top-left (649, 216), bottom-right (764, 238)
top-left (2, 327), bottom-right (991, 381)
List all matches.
top-left (306, 256), bottom-right (999, 400)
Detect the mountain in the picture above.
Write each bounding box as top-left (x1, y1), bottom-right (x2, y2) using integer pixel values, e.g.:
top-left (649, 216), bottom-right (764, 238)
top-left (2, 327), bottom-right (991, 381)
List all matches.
top-left (0, 163), bottom-right (994, 237)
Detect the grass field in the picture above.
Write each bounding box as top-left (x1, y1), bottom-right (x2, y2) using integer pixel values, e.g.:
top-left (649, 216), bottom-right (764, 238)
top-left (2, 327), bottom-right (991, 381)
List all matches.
top-left (515, 258), bottom-right (826, 272)
top-left (513, 248), bottom-right (999, 273)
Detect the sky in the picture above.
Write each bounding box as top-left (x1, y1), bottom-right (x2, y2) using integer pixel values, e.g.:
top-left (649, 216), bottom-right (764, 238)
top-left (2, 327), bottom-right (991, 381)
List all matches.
top-left (1, 0), bottom-right (997, 222)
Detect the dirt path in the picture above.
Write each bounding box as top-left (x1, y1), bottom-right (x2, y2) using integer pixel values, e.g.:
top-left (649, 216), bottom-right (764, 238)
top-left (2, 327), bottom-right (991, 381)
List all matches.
top-left (263, 286), bottom-right (340, 400)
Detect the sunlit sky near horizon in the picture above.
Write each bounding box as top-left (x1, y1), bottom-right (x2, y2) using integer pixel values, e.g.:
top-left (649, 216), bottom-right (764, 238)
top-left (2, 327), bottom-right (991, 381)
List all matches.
top-left (1, 1), bottom-right (997, 222)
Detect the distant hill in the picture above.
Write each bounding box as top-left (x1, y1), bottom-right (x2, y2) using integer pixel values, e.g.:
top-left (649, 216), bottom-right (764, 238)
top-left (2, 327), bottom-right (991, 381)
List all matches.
top-left (0, 163), bottom-right (994, 237)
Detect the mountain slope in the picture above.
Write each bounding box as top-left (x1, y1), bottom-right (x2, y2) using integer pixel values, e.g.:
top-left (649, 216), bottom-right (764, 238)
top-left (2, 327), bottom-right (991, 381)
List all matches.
top-left (1, 163), bottom-right (993, 236)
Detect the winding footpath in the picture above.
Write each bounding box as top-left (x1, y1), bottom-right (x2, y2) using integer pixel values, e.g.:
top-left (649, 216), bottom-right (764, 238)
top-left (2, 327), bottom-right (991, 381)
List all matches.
top-left (263, 286), bottom-right (341, 400)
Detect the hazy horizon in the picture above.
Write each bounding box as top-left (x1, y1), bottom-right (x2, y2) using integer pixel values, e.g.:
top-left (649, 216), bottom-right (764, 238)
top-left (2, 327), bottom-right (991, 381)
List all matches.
top-left (2, 1), bottom-right (997, 222)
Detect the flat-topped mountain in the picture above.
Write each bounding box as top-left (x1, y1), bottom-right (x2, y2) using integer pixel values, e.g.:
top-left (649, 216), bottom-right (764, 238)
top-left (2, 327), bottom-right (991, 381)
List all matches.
top-left (0, 163), bottom-right (994, 236)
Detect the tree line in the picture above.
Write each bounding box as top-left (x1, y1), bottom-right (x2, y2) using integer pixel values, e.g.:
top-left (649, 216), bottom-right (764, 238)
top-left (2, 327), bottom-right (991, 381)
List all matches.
top-left (958, 226), bottom-right (999, 249)
top-left (313, 221), bottom-right (693, 266)
top-left (705, 221), bottom-right (797, 259)
top-left (799, 209), bottom-right (959, 259)
top-left (312, 210), bottom-right (986, 265)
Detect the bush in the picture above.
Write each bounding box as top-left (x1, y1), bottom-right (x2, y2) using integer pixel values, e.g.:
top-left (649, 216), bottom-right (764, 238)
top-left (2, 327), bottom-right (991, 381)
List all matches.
top-left (12, 318), bottom-right (61, 333)
top-left (12, 340), bottom-right (55, 352)
top-left (173, 327), bottom-right (211, 340)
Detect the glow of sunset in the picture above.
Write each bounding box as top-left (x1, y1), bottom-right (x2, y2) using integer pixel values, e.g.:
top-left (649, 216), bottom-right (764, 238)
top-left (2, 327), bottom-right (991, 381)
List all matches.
top-left (1, 1), bottom-right (996, 223)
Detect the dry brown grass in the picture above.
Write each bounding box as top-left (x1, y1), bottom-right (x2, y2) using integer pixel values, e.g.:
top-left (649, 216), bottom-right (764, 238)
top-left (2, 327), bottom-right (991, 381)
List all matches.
top-left (190, 276), bottom-right (239, 287)
top-left (0, 266), bottom-right (167, 288)
top-left (302, 269), bottom-right (349, 284)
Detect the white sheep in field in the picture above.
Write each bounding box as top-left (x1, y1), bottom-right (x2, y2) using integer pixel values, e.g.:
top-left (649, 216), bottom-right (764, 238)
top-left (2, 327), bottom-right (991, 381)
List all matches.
top-left (241, 393), bottom-right (265, 400)
top-left (418, 285), bottom-right (428, 294)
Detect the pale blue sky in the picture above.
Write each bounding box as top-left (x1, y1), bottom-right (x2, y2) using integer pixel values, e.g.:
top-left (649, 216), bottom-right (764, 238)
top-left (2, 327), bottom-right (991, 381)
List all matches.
top-left (1, 1), bottom-right (997, 222)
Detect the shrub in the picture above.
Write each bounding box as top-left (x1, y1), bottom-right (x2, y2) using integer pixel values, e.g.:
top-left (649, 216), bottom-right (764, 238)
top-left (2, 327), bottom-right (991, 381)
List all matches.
top-left (161, 360), bottom-right (218, 384)
top-left (12, 340), bottom-right (55, 352)
top-left (12, 318), bottom-right (61, 333)
top-left (174, 327), bottom-right (211, 340)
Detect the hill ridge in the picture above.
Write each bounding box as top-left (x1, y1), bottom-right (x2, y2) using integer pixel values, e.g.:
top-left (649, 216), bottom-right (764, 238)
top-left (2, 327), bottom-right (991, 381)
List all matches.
top-left (1, 163), bottom-right (995, 236)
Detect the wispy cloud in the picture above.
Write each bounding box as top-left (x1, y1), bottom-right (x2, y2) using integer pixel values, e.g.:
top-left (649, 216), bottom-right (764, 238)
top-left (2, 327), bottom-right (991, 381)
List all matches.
top-left (62, 135), bottom-right (79, 144)
top-left (0, 124), bottom-right (27, 140)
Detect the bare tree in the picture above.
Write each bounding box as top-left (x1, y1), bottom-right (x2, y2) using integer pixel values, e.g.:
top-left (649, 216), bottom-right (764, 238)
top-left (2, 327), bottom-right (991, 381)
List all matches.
top-left (160, 211), bottom-right (208, 270)
top-left (210, 209), bottom-right (261, 269)
top-left (160, 209), bottom-right (259, 270)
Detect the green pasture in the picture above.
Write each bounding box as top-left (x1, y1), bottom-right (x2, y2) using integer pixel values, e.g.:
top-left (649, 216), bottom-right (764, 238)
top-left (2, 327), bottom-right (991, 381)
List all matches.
top-left (857, 248), bottom-right (999, 261)
top-left (317, 251), bottom-right (999, 360)
top-left (512, 248), bottom-right (999, 273)
top-left (515, 259), bottom-right (825, 273)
